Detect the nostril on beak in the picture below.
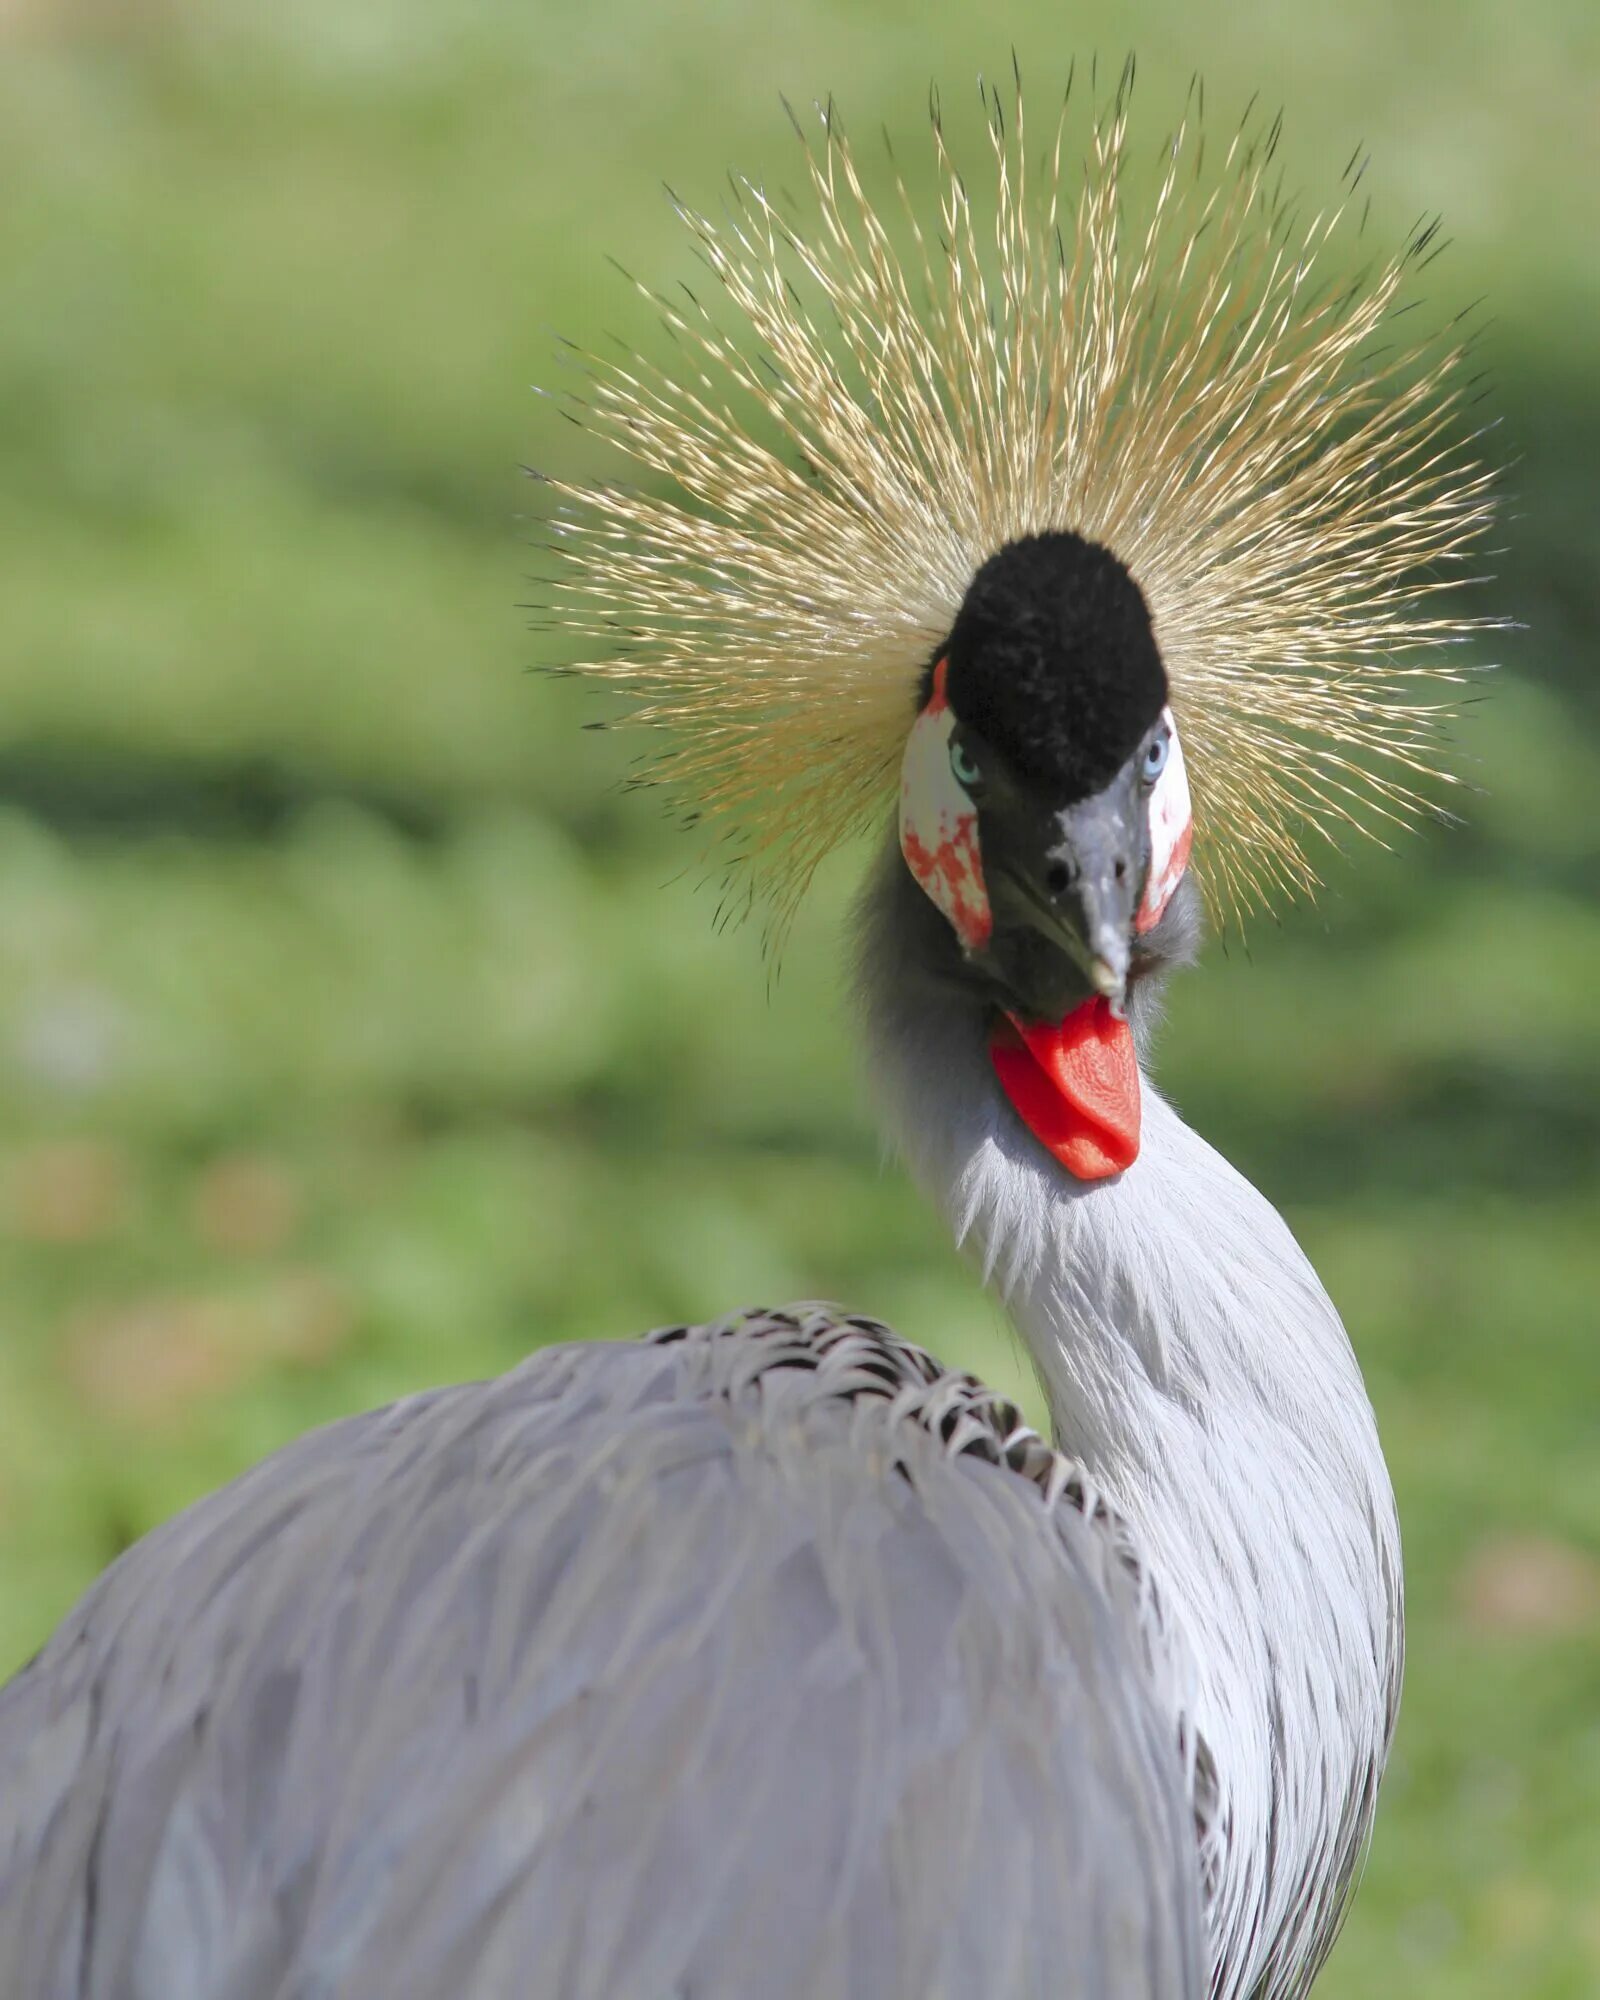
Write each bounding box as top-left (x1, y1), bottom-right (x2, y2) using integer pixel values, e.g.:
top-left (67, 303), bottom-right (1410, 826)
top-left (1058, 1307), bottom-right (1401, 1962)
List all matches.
top-left (1113, 857), bottom-right (1127, 882)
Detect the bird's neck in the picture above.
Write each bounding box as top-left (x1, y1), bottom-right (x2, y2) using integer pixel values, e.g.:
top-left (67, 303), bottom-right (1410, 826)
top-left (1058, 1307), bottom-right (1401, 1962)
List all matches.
top-left (855, 874), bottom-right (1402, 2000)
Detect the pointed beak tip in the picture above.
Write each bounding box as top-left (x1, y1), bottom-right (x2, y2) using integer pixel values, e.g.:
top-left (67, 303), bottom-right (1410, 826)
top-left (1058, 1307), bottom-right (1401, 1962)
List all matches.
top-left (1089, 954), bottom-right (1127, 1005)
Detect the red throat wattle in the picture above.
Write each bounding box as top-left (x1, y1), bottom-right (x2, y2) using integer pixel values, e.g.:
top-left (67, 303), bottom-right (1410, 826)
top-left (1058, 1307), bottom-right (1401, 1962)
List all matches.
top-left (988, 998), bottom-right (1140, 1182)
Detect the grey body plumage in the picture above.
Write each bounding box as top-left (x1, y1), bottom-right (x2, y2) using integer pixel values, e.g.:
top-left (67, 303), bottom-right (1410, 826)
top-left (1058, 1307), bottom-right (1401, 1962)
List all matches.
top-left (0, 841), bottom-right (1399, 1999)
top-left (1, 1313), bottom-right (1204, 1999)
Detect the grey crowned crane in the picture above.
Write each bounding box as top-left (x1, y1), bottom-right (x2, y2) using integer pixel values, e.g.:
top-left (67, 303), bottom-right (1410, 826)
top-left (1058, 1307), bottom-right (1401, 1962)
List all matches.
top-left (0, 73), bottom-right (1494, 2000)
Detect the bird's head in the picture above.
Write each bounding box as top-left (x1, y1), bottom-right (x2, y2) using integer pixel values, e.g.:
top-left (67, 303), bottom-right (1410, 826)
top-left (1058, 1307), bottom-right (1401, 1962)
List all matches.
top-left (901, 531), bottom-right (1188, 1024)
top-left (896, 532), bottom-right (1194, 1177)
top-left (539, 73), bottom-right (1496, 1182)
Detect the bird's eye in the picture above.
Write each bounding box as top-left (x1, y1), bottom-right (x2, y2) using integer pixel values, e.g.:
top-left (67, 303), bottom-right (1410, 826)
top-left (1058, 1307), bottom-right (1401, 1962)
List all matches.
top-left (949, 739), bottom-right (981, 790)
top-left (1143, 734), bottom-right (1169, 782)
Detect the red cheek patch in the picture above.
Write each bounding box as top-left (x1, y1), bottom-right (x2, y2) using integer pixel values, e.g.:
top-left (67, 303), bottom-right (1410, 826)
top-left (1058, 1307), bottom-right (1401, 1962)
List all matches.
top-left (901, 816), bottom-right (992, 953)
top-left (989, 998), bottom-right (1140, 1181)
top-left (899, 660), bottom-right (993, 953)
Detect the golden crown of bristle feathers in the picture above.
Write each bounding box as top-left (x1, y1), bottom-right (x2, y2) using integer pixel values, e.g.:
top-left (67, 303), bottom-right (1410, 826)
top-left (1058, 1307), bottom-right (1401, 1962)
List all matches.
top-left (535, 65), bottom-right (1498, 937)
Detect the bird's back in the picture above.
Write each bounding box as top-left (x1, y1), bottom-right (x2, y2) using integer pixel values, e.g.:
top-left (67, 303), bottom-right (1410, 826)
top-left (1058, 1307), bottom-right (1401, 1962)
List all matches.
top-left (0, 1308), bottom-right (1204, 2000)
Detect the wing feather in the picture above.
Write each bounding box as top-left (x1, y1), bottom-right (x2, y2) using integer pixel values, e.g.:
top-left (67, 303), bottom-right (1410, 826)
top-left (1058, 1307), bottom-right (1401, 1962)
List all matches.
top-left (0, 1325), bottom-right (1203, 1999)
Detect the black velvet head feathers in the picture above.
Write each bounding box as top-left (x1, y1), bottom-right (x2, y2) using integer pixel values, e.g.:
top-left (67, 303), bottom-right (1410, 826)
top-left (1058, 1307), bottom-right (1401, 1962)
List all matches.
top-left (939, 533), bottom-right (1168, 802)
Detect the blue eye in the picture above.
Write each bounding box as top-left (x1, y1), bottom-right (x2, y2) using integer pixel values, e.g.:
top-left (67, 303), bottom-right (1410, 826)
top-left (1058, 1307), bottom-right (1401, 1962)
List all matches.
top-left (1143, 733), bottom-right (1168, 781)
top-left (949, 739), bottom-right (981, 789)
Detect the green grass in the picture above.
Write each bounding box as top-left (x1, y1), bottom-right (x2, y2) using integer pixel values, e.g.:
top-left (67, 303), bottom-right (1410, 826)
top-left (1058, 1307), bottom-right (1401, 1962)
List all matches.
top-left (0, 5), bottom-right (1595, 1994)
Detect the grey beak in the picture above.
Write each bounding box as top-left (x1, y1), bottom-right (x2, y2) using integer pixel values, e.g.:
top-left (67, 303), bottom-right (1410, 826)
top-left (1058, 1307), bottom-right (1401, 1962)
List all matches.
top-left (968, 754), bottom-right (1150, 1026)
top-left (1042, 786), bottom-right (1143, 1012)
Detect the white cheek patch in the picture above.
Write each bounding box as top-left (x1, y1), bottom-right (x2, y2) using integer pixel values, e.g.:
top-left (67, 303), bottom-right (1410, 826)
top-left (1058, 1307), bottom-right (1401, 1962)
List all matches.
top-left (899, 660), bottom-right (993, 953)
top-left (1136, 707), bottom-right (1193, 934)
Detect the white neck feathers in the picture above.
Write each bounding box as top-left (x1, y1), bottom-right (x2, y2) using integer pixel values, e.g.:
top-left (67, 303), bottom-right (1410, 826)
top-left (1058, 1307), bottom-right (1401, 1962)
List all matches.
top-left (855, 881), bottom-right (1403, 2000)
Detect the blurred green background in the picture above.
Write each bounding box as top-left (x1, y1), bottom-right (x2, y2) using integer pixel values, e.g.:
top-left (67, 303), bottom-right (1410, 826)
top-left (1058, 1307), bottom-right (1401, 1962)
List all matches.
top-left (0, 0), bottom-right (1595, 1992)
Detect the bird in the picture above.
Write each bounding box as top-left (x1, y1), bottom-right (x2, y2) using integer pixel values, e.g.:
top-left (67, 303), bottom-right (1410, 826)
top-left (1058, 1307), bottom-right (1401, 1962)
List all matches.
top-left (0, 66), bottom-right (1495, 2000)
